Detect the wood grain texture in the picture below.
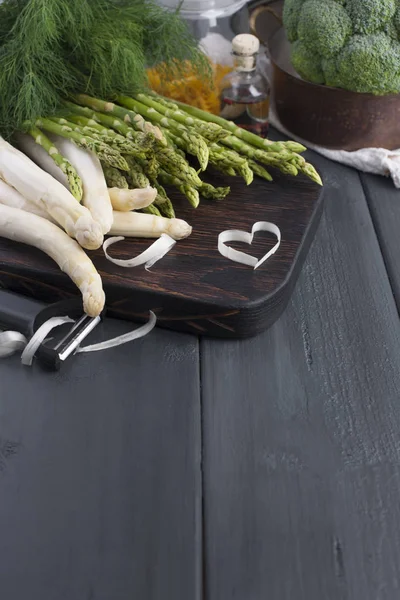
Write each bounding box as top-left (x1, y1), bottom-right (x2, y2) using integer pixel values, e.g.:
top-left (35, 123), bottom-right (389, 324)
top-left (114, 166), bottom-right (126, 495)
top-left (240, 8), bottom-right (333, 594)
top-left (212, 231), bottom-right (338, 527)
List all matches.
top-left (0, 146), bottom-right (323, 338)
top-left (0, 323), bottom-right (201, 600)
top-left (201, 157), bottom-right (400, 600)
top-left (361, 172), bottom-right (400, 313)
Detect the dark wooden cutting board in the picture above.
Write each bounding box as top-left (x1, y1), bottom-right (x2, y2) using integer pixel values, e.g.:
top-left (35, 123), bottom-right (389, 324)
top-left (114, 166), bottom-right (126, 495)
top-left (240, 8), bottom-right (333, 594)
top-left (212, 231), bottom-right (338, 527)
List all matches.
top-left (0, 162), bottom-right (324, 338)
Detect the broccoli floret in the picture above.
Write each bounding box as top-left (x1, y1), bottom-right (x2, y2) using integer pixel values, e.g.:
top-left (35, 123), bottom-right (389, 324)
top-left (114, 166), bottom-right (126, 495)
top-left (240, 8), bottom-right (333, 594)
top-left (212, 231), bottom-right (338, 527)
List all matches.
top-left (298, 0), bottom-right (352, 58)
top-left (282, 0), bottom-right (306, 43)
top-left (384, 19), bottom-right (399, 41)
top-left (394, 6), bottom-right (400, 36)
top-left (321, 58), bottom-right (340, 88)
top-left (291, 40), bottom-right (325, 84)
top-left (337, 33), bottom-right (400, 94)
top-left (346, 0), bottom-right (396, 35)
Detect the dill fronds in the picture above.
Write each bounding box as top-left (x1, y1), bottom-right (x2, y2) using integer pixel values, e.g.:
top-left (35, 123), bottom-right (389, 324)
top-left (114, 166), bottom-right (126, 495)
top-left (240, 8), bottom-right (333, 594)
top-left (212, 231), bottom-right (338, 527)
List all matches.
top-left (0, 0), bottom-right (209, 137)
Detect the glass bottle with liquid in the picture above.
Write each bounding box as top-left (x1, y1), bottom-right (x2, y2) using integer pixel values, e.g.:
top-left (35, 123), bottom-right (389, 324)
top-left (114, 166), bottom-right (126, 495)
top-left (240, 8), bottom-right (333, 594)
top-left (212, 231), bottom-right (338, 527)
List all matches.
top-left (219, 33), bottom-right (270, 136)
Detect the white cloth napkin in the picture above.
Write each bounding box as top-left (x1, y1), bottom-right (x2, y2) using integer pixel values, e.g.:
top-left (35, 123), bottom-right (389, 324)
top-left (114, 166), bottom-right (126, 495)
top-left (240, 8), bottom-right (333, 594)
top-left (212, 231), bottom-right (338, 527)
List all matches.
top-left (269, 106), bottom-right (400, 188)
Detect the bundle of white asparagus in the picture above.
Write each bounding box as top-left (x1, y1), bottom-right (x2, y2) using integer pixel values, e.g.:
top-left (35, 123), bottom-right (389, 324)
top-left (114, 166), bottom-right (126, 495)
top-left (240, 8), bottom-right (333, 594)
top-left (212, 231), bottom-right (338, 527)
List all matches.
top-left (0, 136), bottom-right (192, 317)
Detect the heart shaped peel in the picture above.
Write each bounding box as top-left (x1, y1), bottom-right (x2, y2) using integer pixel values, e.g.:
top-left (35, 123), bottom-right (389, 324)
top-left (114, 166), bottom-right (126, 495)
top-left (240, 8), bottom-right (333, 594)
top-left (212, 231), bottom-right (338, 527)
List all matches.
top-left (218, 221), bottom-right (281, 269)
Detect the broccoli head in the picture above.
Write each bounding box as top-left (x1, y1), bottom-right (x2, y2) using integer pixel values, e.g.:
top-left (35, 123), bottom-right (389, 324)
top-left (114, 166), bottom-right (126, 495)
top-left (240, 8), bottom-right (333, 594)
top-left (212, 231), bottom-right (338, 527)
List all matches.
top-left (282, 0), bottom-right (347, 42)
top-left (297, 0), bottom-right (352, 58)
top-left (282, 0), bottom-right (306, 43)
top-left (337, 33), bottom-right (400, 95)
top-left (291, 40), bottom-right (325, 84)
top-left (346, 0), bottom-right (396, 35)
top-left (283, 0), bottom-right (400, 95)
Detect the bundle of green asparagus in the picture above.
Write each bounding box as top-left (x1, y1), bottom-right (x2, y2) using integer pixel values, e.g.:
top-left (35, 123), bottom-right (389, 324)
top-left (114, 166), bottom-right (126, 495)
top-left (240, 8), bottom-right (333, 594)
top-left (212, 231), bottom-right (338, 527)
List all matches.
top-left (20, 92), bottom-right (322, 219)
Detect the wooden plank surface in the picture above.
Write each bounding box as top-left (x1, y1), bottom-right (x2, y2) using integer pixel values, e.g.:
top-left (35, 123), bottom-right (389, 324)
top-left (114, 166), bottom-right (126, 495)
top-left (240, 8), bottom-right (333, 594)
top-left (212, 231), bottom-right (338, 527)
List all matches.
top-left (361, 172), bottom-right (400, 313)
top-left (0, 322), bottom-right (201, 600)
top-left (1, 155), bottom-right (399, 600)
top-left (201, 157), bottom-right (400, 600)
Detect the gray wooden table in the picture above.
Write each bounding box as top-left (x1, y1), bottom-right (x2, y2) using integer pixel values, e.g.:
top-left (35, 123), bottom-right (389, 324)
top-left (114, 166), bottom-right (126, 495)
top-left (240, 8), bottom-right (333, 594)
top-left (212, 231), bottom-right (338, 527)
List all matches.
top-left (1, 150), bottom-right (400, 600)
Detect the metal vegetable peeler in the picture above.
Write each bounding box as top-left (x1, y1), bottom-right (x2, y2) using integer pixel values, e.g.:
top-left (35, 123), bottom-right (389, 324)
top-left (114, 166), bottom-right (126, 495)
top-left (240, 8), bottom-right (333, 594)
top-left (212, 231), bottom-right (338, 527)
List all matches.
top-left (0, 288), bottom-right (104, 370)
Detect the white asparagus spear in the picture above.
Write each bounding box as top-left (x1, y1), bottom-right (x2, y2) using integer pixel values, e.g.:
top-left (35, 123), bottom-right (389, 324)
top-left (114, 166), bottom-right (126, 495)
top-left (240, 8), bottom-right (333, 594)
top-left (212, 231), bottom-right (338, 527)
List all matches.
top-left (108, 186), bottom-right (157, 211)
top-left (0, 179), bottom-right (56, 220)
top-left (0, 204), bottom-right (105, 317)
top-left (111, 211), bottom-right (192, 240)
top-left (0, 184), bottom-right (192, 240)
top-left (14, 132), bottom-right (69, 187)
top-left (16, 133), bottom-right (113, 234)
top-left (0, 138), bottom-right (103, 250)
top-left (47, 134), bottom-right (113, 235)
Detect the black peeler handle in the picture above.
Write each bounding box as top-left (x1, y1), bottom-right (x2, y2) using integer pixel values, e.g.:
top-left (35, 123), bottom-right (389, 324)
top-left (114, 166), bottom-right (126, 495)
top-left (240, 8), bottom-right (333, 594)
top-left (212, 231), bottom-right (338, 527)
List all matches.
top-left (0, 288), bottom-right (86, 336)
top-left (0, 288), bottom-right (47, 337)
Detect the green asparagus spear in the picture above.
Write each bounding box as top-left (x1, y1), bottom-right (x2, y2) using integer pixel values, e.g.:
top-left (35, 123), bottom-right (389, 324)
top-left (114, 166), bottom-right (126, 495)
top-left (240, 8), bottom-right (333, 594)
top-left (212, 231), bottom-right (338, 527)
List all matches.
top-left (161, 127), bottom-right (205, 164)
top-left (135, 154), bottom-right (160, 181)
top-left (169, 98), bottom-right (290, 153)
top-left (117, 95), bottom-right (209, 170)
top-left (36, 117), bottom-right (130, 171)
top-left (154, 145), bottom-right (203, 187)
top-left (27, 126), bottom-right (83, 201)
top-left (135, 93), bottom-right (228, 142)
top-left (220, 135), bottom-right (299, 177)
top-left (50, 117), bottom-right (149, 158)
top-left (153, 183), bottom-right (176, 218)
top-left (68, 115), bottom-right (156, 156)
top-left (285, 141), bottom-right (308, 153)
top-left (211, 163), bottom-right (237, 177)
top-left (199, 182), bottom-right (231, 200)
top-left (74, 94), bottom-right (166, 143)
top-left (102, 165), bottom-right (129, 189)
top-left (124, 155), bottom-right (151, 189)
top-left (147, 92), bottom-right (179, 109)
top-left (159, 170), bottom-right (200, 208)
top-left (301, 162), bottom-right (323, 186)
top-left (209, 147), bottom-right (253, 185)
top-left (65, 101), bottom-right (153, 144)
top-left (142, 204), bottom-right (162, 217)
top-left (248, 160), bottom-right (273, 182)
top-left (67, 115), bottom-right (111, 136)
top-left (163, 132), bottom-right (186, 158)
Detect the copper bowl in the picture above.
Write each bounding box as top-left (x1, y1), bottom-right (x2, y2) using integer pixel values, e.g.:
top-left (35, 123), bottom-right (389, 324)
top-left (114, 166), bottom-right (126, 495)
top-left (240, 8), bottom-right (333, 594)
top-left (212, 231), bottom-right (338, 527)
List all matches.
top-left (246, 0), bottom-right (400, 150)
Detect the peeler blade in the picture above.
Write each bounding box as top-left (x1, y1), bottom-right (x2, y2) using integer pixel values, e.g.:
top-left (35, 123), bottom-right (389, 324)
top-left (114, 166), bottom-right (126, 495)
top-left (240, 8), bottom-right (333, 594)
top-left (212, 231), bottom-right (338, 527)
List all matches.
top-left (36, 314), bottom-right (103, 370)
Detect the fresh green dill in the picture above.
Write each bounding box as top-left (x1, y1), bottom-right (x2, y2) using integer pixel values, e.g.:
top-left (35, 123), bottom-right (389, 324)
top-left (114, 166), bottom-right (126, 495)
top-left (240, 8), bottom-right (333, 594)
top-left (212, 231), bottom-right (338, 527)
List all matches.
top-left (0, 0), bottom-right (208, 137)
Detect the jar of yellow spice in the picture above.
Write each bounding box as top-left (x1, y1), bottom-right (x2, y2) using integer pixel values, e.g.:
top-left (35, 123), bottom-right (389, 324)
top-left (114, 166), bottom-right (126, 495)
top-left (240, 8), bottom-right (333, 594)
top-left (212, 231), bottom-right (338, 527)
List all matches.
top-left (149, 0), bottom-right (251, 116)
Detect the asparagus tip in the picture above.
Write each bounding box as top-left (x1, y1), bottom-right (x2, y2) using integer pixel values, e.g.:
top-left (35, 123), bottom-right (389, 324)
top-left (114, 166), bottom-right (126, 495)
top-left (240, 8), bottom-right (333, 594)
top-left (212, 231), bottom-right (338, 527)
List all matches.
top-left (167, 219), bottom-right (192, 240)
